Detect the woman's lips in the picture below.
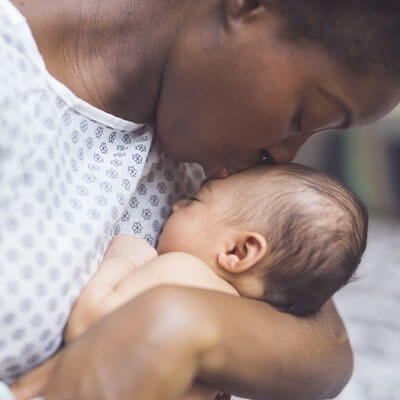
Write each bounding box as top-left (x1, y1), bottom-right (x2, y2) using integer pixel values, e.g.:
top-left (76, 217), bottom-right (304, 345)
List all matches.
top-left (204, 166), bottom-right (229, 179)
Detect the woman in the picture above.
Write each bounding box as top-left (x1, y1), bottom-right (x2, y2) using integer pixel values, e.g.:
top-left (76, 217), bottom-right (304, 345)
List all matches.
top-left (1, 0), bottom-right (399, 399)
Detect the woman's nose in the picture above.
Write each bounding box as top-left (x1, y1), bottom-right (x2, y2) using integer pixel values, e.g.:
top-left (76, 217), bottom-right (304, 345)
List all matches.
top-left (267, 132), bottom-right (313, 163)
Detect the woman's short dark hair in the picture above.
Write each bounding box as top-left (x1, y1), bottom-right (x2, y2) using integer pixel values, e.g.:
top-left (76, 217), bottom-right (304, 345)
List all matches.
top-left (272, 0), bottom-right (400, 78)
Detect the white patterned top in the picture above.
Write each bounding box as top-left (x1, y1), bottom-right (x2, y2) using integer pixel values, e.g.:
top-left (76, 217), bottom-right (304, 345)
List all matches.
top-left (0, 0), bottom-right (203, 382)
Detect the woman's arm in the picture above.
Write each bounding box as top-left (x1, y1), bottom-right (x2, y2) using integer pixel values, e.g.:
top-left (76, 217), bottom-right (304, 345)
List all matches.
top-left (184, 289), bottom-right (352, 400)
top-left (36, 286), bottom-right (351, 400)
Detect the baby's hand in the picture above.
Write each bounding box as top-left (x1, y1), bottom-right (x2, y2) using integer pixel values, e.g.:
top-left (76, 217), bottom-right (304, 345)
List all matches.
top-left (103, 235), bottom-right (157, 268)
top-left (65, 235), bottom-right (157, 342)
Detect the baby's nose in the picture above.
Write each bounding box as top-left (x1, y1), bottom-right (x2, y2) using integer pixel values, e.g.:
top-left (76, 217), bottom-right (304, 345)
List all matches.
top-left (172, 199), bottom-right (187, 212)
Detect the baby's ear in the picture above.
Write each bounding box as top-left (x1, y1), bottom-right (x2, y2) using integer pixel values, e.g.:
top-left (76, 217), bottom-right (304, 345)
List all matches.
top-left (217, 232), bottom-right (267, 274)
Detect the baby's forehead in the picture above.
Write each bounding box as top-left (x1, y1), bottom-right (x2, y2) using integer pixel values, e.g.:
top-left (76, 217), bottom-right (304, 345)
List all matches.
top-left (229, 166), bottom-right (291, 188)
top-left (236, 164), bottom-right (319, 186)
top-left (201, 165), bottom-right (339, 203)
top-left (217, 165), bottom-right (342, 206)
top-left (200, 167), bottom-right (283, 198)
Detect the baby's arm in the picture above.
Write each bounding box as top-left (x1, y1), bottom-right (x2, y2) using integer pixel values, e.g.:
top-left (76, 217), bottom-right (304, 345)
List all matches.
top-left (66, 235), bottom-right (236, 400)
top-left (64, 235), bottom-right (158, 341)
top-left (65, 235), bottom-right (238, 341)
top-left (11, 235), bottom-right (234, 400)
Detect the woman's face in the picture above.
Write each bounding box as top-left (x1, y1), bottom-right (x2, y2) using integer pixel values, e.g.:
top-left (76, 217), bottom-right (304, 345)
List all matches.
top-left (156, 2), bottom-right (400, 178)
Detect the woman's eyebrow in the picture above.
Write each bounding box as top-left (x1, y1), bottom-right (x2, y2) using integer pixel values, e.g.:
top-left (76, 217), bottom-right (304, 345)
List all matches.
top-left (318, 87), bottom-right (354, 129)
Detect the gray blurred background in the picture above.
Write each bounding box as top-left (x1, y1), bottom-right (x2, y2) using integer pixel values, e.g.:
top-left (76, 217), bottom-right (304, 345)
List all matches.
top-left (233, 106), bottom-right (400, 400)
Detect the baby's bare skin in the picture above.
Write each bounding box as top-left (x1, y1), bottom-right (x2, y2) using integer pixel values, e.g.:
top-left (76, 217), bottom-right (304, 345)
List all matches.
top-left (11, 236), bottom-right (236, 400)
top-left (67, 235), bottom-right (237, 400)
top-left (66, 236), bottom-right (238, 342)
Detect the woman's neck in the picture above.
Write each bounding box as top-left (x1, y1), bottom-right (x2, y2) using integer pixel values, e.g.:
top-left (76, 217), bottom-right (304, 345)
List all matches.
top-left (11, 0), bottom-right (189, 122)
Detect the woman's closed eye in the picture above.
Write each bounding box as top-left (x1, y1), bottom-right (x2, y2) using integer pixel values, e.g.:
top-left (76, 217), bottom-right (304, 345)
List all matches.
top-left (259, 149), bottom-right (276, 165)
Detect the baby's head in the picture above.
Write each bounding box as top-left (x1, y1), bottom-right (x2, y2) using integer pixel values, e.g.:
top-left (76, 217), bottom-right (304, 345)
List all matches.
top-left (157, 164), bottom-right (368, 316)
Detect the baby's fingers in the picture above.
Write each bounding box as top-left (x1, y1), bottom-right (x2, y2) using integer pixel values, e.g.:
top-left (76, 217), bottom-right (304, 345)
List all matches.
top-left (10, 353), bottom-right (61, 400)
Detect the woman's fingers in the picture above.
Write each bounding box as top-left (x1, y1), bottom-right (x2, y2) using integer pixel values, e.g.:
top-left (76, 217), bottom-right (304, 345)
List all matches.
top-left (10, 353), bottom-right (61, 400)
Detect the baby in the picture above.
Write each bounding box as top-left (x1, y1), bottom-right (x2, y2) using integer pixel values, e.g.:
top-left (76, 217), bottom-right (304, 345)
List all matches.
top-left (11, 163), bottom-right (368, 400)
top-left (67, 163), bottom-right (368, 340)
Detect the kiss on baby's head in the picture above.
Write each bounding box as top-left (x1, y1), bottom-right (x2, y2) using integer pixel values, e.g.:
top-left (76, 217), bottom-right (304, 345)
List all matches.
top-left (158, 164), bottom-right (368, 317)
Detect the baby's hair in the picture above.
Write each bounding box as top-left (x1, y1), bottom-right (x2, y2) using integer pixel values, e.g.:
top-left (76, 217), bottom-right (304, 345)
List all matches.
top-left (269, 0), bottom-right (400, 79)
top-left (225, 164), bottom-right (368, 317)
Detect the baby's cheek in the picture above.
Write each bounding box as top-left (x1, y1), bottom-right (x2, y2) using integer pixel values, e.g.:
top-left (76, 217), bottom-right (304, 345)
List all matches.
top-left (156, 223), bottom-right (175, 254)
top-left (157, 220), bottom-right (188, 254)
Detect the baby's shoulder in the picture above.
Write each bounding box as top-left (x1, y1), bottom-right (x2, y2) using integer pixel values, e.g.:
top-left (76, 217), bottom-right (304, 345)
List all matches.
top-left (149, 252), bottom-right (239, 296)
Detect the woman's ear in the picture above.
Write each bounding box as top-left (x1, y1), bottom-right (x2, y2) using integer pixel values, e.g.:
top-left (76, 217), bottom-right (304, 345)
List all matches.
top-left (223, 0), bottom-right (263, 20)
top-left (217, 232), bottom-right (267, 274)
